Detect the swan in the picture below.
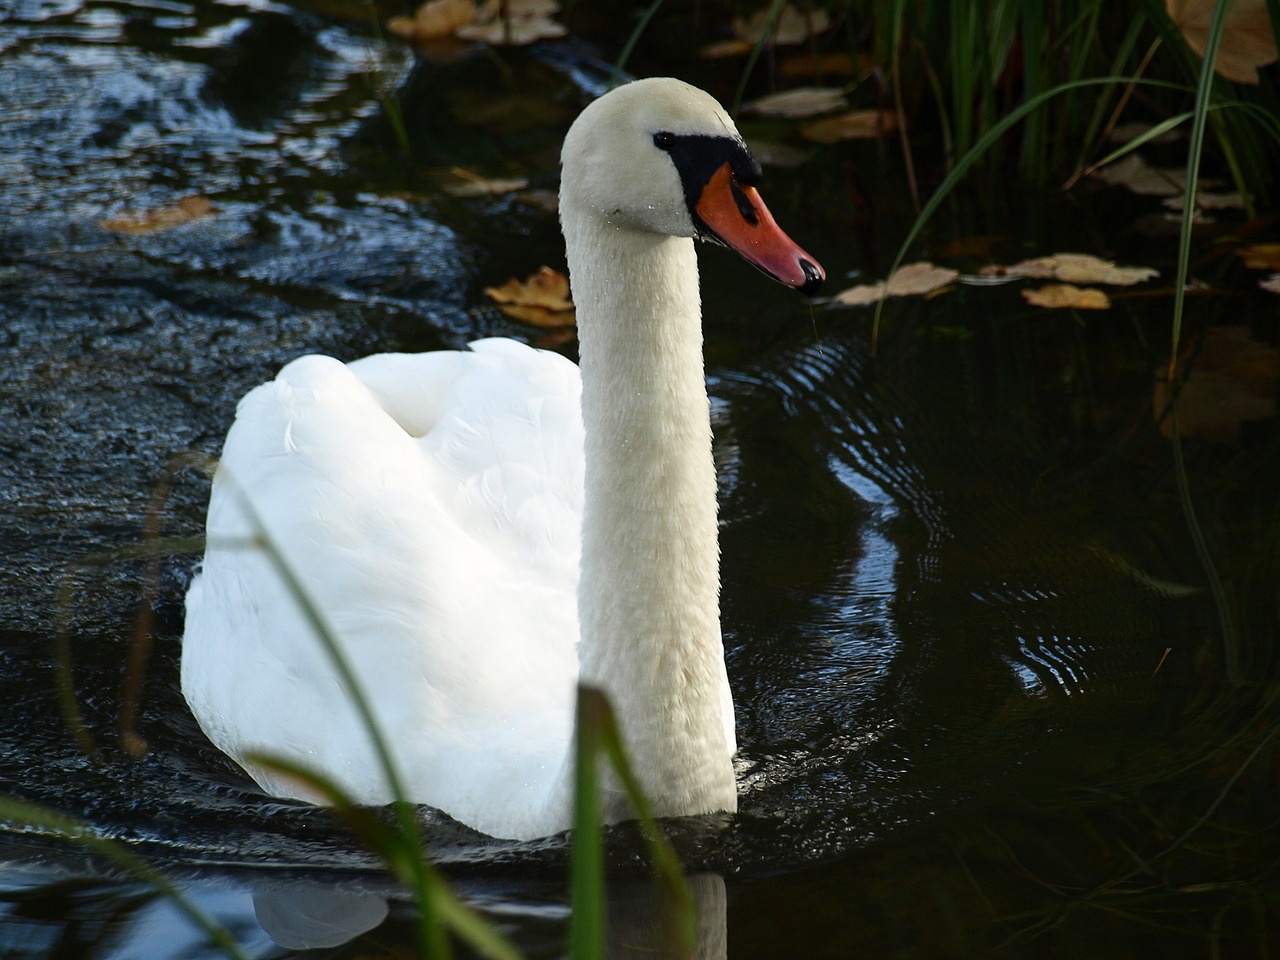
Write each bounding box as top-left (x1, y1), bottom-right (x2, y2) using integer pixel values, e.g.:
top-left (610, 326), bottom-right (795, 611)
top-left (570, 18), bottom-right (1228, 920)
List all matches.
top-left (181, 77), bottom-right (824, 841)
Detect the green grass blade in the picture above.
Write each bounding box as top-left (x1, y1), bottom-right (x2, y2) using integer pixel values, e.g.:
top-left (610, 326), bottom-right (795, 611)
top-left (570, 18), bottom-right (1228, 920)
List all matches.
top-left (731, 0), bottom-right (788, 115)
top-left (569, 687), bottom-right (606, 960)
top-left (1168, 0), bottom-right (1230, 382)
top-left (247, 753), bottom-right (525, 960)
top-left (611, 0), bottom-right (668, 87)
top-left (570, 686), bottom-right (697, 958)
top-left (221, 480), bottom-right (448, 955)
top-left (0, 796), bottom-right (250, 960)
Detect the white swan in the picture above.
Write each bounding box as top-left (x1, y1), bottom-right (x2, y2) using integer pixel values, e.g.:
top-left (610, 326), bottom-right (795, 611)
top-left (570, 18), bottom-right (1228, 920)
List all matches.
top-left (181, 77), bottom-right (824, 841)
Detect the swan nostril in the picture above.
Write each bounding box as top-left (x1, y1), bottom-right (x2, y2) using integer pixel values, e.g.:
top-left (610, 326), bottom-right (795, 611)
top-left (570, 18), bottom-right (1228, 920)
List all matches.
top-left (798, 258), bottom-right (825, 295)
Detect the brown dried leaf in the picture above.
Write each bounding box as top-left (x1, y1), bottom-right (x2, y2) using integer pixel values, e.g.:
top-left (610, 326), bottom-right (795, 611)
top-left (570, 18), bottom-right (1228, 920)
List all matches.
top-left (801, 108), bottom-right (899, 144)
top-left (1166, 0), bottom-right (1279, 84)
top-left (99, 195), bottom-right (216, 235)
top-left (1022, 284), bottom-right (1111, 310)
top-left (1238, 243), bottom-right (1280, 270)
top-left (1155, 326), bottom-right (1279, 441)
top-left (992, 253), bottom-right (1158, 286)
top-left (743, 87), bottom-right (847, 119)
top-left (387, 0), bottom-right (476, 43)
top-left (832, 262), bottom-right (957, 306)
top-left (485, 266), bottom-right (575, 326)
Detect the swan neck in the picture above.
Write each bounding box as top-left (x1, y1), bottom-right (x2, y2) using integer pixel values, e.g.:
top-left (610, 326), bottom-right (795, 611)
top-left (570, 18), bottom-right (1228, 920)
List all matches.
top-left (562, 206), bottom-right (736, 819)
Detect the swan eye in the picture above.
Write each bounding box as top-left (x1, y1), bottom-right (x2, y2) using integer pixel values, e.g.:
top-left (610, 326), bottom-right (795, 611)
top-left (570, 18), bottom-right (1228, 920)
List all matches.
top-left (652, 131), bottom-right (674, 150)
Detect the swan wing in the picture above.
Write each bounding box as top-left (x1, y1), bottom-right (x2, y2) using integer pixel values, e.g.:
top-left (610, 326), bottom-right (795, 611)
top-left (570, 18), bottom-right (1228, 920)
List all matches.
top-left (182, 339), bottom-right (582, 836)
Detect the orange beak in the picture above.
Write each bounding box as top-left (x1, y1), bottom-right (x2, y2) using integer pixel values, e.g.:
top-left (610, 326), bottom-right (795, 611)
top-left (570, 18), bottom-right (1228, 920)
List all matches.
top-left (694, 162), bottom-right (824, 295)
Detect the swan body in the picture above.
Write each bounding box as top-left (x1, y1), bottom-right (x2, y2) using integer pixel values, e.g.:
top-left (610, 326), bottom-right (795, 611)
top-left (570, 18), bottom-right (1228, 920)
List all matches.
top-left (182, 77), bottom-right (823, 841)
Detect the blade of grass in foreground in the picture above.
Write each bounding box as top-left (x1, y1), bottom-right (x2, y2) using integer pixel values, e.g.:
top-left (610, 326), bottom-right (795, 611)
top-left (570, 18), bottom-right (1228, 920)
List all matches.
top-left (225, 478), bottom-right (483, 958)
top-left (1166, 0), bottom-right (1244, 688)
top-left (247, 754), bottom-right (524, 960)
top-left (1167, 0), bottom-right (1228, 384)
top-left (0, 796), bottom-right (250, 960)
top-left (570, 686), bottom-right (695, 960)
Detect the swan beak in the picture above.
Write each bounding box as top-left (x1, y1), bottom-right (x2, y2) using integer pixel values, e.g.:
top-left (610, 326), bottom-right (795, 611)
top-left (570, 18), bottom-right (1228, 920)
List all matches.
top-left (694, 162), bottom-right (825, 295)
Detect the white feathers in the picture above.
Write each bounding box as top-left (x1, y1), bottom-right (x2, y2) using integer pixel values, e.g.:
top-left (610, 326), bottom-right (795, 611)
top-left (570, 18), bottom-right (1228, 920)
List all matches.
top-left (182, 79), bottom-right (743, 840)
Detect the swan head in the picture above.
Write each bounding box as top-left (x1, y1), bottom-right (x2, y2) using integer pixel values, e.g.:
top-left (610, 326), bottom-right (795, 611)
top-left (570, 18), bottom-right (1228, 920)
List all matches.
top-left (560, 77), bottom-right (824, 294)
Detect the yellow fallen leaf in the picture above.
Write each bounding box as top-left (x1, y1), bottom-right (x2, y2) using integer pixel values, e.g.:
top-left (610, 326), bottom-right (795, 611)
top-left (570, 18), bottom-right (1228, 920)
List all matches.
top-left (1154, 326), bottom-right (1278, 441)
top-left (989, 253), bottom-right (1158, 286)
top-left (99, 195), bottom-right (216, 235)
top-left (832, 262), bottom-right (957, 306)
top-left (387, 0), bottom-right (476, 43)
top-left (884, 262), bottom-right (958, 296)
top-left (1166, 0), bottom-right (1279, 84)
top-left (743, 87), bottom-right (848, 119)
top-left (1022, 284), bottom-right (1111, 309)
top-left (485, 266), bottom-right (575, 327)
top-left (1238, 243), bottom-right (1280, 270)
top-left (801, 108), bottom-right (899, 144)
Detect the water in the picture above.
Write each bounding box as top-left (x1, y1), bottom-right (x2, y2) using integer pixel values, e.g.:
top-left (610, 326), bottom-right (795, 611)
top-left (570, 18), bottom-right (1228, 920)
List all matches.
top-left (1, 0), bottom-right (1277, 955)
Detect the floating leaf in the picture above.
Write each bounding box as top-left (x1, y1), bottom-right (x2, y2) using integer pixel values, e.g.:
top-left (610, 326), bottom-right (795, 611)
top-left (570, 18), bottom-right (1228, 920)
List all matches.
top-left (99, 195), bottom-right (216, 235)
top-left (832, 262), bottom-right (957, 306)
top-left (1093, 154), bottom-right (1215, 196)
top-left (1154, 326), bottom-right (1279, 441)
top-left (743, 87), bottom-right (847, 119)
top-left (1166, 0), bottom-right (1279, 84)
top-left (1022, 284), bottom-right (1111, 310)
top-left (387, 0), bottom-right (476, 43)
top-left (1260, 274), bottom-right (1280, 294)
top-left (801, 109), bottom-right (899, 144)
top-left (985, 253), bottom-right (1158, 286)
top-left (1238, 242), bottom-right (1280, 270)
top-left (484, 266), bottom-right (575, 327)
top-left (441, 168), bottom-right (529, 197)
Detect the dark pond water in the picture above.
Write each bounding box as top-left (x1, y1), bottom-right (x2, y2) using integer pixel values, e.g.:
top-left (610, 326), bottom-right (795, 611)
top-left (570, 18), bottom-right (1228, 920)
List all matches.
top-left (1, 0), bottom-right (1277, 956)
